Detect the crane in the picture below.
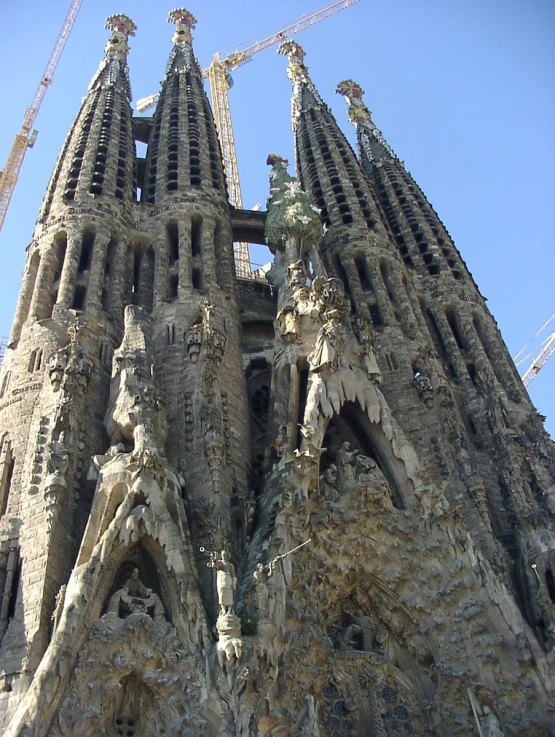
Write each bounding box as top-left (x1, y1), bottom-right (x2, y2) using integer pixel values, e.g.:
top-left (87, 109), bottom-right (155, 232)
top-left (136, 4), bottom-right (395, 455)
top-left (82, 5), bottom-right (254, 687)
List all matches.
top-left (0, 0), bottom-right (84, 235)
top-left (136, 0), bottom-right (362, 277)
top-left (515, 314), bottom-right (555, 387)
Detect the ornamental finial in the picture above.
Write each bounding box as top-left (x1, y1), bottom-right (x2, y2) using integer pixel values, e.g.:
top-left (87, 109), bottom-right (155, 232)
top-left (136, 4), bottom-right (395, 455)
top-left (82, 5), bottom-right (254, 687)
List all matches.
top-left (104, 14), bottom-right (137, 57)
top-left (335, 80), bottom-right (371, 126)
top-left (168, 8), bottom-right (197, 46)
top-left (278, 40), bottom-right (308, 83)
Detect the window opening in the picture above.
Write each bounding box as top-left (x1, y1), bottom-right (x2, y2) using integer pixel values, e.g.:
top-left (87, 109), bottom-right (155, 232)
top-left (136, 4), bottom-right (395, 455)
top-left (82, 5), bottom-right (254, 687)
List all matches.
top-left (167, 221), bottom-right (179, 264)
top-left (191, 217), bottom-right (202, 257)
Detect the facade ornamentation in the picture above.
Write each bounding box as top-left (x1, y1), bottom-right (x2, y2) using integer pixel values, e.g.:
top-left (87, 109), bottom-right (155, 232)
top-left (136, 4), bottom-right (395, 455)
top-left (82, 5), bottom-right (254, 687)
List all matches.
top-left (0, 10), bottom-right (553, 737)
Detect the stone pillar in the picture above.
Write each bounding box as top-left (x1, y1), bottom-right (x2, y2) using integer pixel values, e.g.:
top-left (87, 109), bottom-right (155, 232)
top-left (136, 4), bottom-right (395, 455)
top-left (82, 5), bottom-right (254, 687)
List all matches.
top-left (109, 236), bottom-right (126, 322)
top-left (10, 251), bottom-right (40, 342)
top-left (367, 259), bottom-right (394, 325)
top-left (57, 231), bottom-right (82, 308)
top-left (178, 218), bottom-right (192, 291)
top-left (85, 232), bottom-right (110, 314)
top-left (29, 249), bottom-right (56, 321)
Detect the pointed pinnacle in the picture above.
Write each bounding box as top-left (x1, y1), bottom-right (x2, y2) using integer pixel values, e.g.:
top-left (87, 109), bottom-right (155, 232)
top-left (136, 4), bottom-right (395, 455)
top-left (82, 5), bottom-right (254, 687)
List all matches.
top-left (168, 8), bottom-right (197, 46)
top-left (104, 14), bottom-right (136, 59)
top-left (278, 40), bottom-right (309, 82)
top-left (336, 79), bottom-right (371, 126)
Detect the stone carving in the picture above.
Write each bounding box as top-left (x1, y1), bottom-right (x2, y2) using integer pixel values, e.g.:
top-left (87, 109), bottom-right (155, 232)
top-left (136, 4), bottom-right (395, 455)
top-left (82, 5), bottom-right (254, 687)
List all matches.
top-left (48, 322), bottom-right (92, 397)
top-left (43, 433), bottom-right (69, 534)
top-left (208, 550), bottom-right (237, 615)
top-left (253, 558), bottom-right (286, 625)
top-left (319, 463), bottom-right (339, 501)
top-left (265, 154), bottom-right (323, 255)
top-left (105, 306), bottom-right (167, 462)
top-left (184, 299), bottom-right (226, 395)
top-left (481, 706), bottom-right (506, 737)
top-left (107, 568), bottom-right (165, 622)
top-left (215, 611), bottom-right (244, 668)
top-left (352, 315), bottom-right (381, 382)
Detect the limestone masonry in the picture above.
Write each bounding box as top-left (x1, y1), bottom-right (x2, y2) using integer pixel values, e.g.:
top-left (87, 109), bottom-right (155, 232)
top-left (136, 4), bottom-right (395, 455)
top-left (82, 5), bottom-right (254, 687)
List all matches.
top-left (0, 10), bottom-right (553, 737)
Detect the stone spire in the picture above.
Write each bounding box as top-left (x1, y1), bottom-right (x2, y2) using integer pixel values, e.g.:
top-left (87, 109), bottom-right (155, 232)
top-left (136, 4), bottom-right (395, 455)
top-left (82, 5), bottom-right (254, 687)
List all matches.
top-left (142, 7), bottom-right (226, 204)
top-left (335, 79), bottom-right (398, 165)
top-left (39, 14), bottom-right (137, 220)
top-left (87, 14), bottom-right (137, 101)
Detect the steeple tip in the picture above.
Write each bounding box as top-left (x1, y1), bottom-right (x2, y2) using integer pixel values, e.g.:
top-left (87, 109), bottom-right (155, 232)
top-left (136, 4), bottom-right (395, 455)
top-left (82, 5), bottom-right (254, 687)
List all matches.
top-left (104, 13), bottom-right (137, 58)
top-left (168, 8), bottom-right (197, 46)
top-left (336, 79), bottom-right (397, 163)
top-left (278, 40), bottom-right (309, 83)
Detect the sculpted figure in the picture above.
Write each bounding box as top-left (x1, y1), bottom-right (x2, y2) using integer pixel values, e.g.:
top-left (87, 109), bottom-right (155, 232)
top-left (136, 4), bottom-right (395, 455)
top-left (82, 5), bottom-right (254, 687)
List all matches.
top-left (45, 433), bottom-right (70, 487)
top-left (481, 706), bottom-right (505, 737)
top-left (319, 464), bottom-right (339, 501)
top-left (105, 306), bottom-right (166, 458)
top-left (208, 550), bottom-right (237, 614)
top-left (107, 568), bottom-right (165, 622)
top-left (336, 442), bottom-right (358, 489)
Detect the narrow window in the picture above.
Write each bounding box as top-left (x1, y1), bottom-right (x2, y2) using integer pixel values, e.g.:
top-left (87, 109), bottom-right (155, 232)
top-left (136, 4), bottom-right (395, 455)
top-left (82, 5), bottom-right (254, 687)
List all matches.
top-left (169, 275), bottom-right (179, 299)
top-left (445, 307), bottom-right (465, 350)
top-left (192, 268), bottom-right (203, 290)
top-left (167, 221), bottom-right (179, 264)
top-left (132, 250), bottom-right (141, 298)
top-left (78, 230), bottom-right (95, 273)
top-left (72, 285), bottom-right (87, 311)
top-left (191, 217), bottom-right (202, 257)
top-left (355, 257), bottom-right (372, 293)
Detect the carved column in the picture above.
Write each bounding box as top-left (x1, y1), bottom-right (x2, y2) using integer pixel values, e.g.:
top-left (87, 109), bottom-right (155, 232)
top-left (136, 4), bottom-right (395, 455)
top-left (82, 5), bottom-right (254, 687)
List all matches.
top-left (29, 249), bottom-right (56, 321)
top-left (57, 231), bottom-right (82, 308)
top-left (85, 231), bottom-right (110, 314)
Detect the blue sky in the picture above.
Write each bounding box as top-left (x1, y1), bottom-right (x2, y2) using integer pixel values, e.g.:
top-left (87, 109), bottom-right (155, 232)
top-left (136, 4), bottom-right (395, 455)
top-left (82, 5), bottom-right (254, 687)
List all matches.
top-left (1, 0), bottom-right (554, 433)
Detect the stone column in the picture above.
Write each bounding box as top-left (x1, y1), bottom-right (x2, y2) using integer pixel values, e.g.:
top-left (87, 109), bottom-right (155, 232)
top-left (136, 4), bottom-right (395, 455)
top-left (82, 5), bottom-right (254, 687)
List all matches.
top-left (10, 251), bottom-right (40, 341)
top-left (29, 249), bottom-right (56, 321)
top-left (108, 236), bottom-right (126, 323)
top-left (57, 230), bottom-right (82, 308)
top-left (367, 259), bottom-right (395, 325)
top-left (85, 231), bottom-right (110, 314)
top-left (178, 218), bottom-right (192, 291)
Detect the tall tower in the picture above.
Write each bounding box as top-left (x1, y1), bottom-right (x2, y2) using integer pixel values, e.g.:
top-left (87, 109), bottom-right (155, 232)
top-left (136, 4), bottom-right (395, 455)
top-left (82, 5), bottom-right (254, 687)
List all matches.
top-left (0, 11), bottom-right (553, 737)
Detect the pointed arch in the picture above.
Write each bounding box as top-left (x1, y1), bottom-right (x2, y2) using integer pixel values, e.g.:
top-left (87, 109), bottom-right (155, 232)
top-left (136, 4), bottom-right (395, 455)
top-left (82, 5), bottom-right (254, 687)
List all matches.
top-left (321, 400), bottom-right (412, 509)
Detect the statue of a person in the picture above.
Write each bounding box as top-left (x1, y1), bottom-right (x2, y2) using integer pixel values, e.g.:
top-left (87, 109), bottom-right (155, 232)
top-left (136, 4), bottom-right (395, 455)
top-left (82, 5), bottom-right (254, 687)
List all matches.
top-left (208, 550), bottom-right (237, 614)
top-left (107, 567), bottom-right (165, 622)
top-left (45, 433), bottom-right (70, 488)
top-left (319, 464), bottom-right (339, 501)
top-left (481, 706), bottom-right (505, 737)
top-left (336, 442), bottom-right (358, 489)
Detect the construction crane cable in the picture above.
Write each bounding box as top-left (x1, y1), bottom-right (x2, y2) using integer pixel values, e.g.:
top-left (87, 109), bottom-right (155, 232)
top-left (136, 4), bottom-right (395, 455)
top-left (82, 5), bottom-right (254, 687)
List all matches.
top-left (0, 0), bottom-right (84, 234)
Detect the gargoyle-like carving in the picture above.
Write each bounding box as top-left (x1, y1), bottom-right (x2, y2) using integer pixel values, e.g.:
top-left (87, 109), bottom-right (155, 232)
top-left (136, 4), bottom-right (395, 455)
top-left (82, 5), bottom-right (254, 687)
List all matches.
top-left (105, 306), bottom-right (166, 462)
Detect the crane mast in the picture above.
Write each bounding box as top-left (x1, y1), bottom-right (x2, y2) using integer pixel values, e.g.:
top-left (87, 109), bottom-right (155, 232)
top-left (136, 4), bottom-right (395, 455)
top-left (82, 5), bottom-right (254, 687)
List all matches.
top-left (136, 0), bottom-right (361, 277)
top-left (0, 0), bottom-right (84, 234)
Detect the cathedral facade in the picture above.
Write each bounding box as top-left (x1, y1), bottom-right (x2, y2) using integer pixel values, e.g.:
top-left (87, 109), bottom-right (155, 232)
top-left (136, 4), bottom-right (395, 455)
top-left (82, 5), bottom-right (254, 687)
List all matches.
top-left (0, 10), bottom-right (553, 736)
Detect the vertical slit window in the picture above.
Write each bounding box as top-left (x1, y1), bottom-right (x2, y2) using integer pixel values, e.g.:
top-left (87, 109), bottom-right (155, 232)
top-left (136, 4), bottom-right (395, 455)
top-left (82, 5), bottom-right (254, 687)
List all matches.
top-left (445, 306), bottom-right (466, 350)
top-left (191, 217), bottom-right (202, 257)
top-left (186, 72), bottom-right (201, 186)
top-left (90, 90), bottom-right (116, 196)
top-left (167, 221), bottom-right (179, 264)
top-left (166, 75), bottom-right (180, 192)
top-left (355, 257), bottom-right (372, 293)
top-left (78, 230), bottom-right (95, 273)
top-left (64, 88), bottom-right (101, 201)
top-left (72, 285), bottom-right (87, 311)
top-left (143, 87), bottom-right (166, 204)
top-left (132, 249), bottom-right (142, 303)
